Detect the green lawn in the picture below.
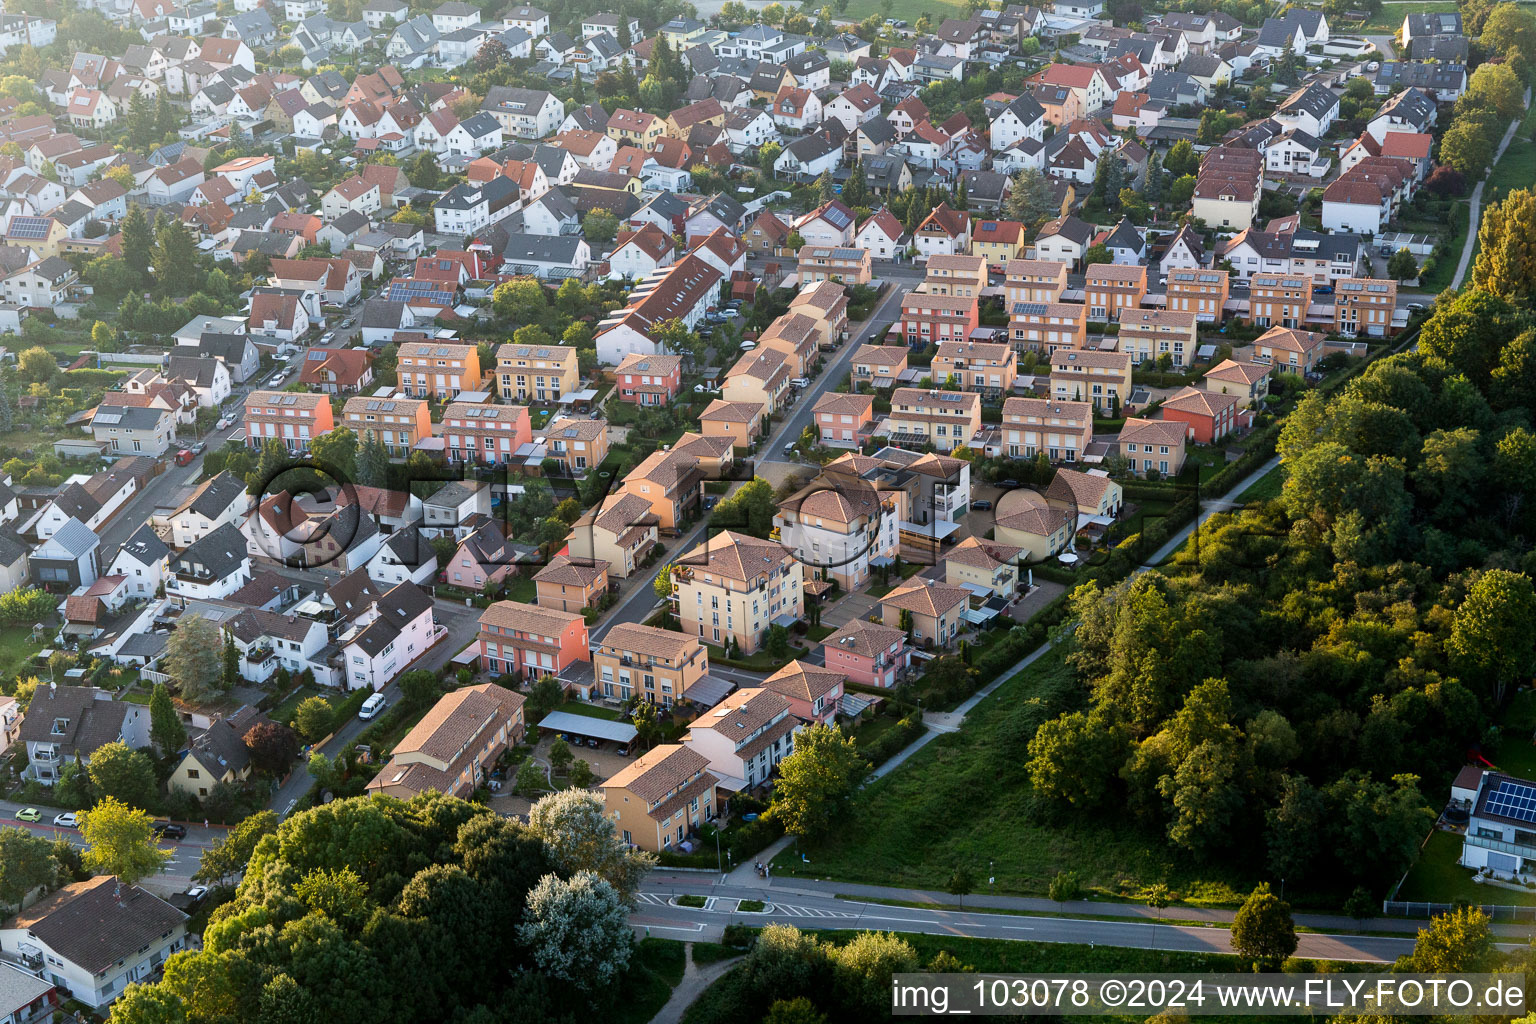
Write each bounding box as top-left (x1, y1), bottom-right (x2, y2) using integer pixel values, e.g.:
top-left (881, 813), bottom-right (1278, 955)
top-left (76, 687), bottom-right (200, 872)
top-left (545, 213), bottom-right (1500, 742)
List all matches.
top-left (1237, 464), bottom-right (1285, 504)
top-left (691, 942), bottom-right (738, 966)
top-left (506, 575), bottom-right (537, 604)
top-left (1418, 201), bottom-right (1470, 293)
top-left (1396, 829), bottom-right (1536, 906)
top-left (1493, 689), bottom-right (1536, 778)
top-left (1467, 108), bottom-right (1536, 275)
top-left (703, 642), bottom-right (809, 671)
top-left (770, 648), bottom-right (1263, 906)
top-left (270, 686), bottom-right (352, 726)
top-left (555, 700), bottom-right (623, 721)
top-left (839, 0), bottom-right (965, 25)
top-left (0, 627), bottom-right (47, 684)
top-left (1359, 0), bottom-right (1458, 30)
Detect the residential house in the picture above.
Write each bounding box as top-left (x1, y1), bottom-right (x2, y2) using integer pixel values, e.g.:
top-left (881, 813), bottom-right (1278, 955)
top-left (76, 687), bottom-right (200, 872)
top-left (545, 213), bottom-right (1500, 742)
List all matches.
top-left (1118, 417), bottom-right (1187, 477)
top-left (478, 599), bottom-right (589, 678)
top-left (593, 622), bottom-right (711, 707)
top-left (698, 399), bottom-right (764, 450)
top-left (1165, 268), bottom-right (1229, 323)
top-left (342, 581), bottom-right (438, 690)
top-left (568, 492), bottom-right (659, 579)
top-left (760, 660), bottom-right (844, 727)
top-left (1117, 308), bottom-right (1199, 367)
top-left (244, 390), bottom-right (334, 453)
top-left (532, 556), bottom-right (608, 614)
top-left (167, 523), bottom-right (250, 600)
top-left (495, 342), bottom-right (579, 402)
top-left (683, 687), bottom-right (801, 793)
top-left (883, 388), bottom-right (981, 453)
top-left (820, 619), bottom-right (910, 690)
top-left (365, 683), bottom-right (525, 800)
top-left (601, 744), bottom-right (718, 852)
top-left (1161, 385), bottom-right (1241, 443)
top-left (669, 529), bottom-right (803, 654)
top-left (1050, 348), bottom-right (1133, 412)
top-left (880, 577), bottom-right (968, 649)
top-left (1000, 398), bottom-right (1092, 462)
top-left (993, 488), bottom-right (1075, 559)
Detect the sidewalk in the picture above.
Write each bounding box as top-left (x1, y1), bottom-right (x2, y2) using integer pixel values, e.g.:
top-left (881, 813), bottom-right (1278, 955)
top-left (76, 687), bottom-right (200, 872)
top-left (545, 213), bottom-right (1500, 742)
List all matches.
top-left (1451, 89), bottom-right (1531, 290)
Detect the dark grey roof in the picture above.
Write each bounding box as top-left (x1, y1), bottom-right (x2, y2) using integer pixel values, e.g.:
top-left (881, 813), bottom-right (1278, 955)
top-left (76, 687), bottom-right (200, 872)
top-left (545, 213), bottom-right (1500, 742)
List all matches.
top-left (858, 116), bottom-right (896, 145)
top-left (1277, 81), bottom-right (1338, 120)
top-left (184, 332), bottom-right (254, 365)
top-left (48, 483), bottom-right (101, 523)
top-left (172, 522), bottom-right (248, 582)
top-left (14, 876), bottom-right (185, 975)
top-left (360, 297), bottom-right (405, 329)
top-left (1373, 87), bottom-right (1437, 128)
top-left (183, 471), bottom-right (246, 520)
top-left (497, 233), bottom-right (585, 264)
top-left (1410, 34), bottom-right (1468, 60)
top-left (1375, 62), bottom-right (1467, 91)
top-left (165, 354), bottom-right (224, 388)
top-left (1405, 10), bottom-right (1461, 35)
top-left (347, 580), bottom-right (432, 656)
top-left (782, 133), bottom-right (840, 164)
top-left (459, 111), bottom-right (500, 138)
top-left (961, 169), bottom-right (1009, 202)
top-left (1003, 93), bottom-right (1045, 126)
top-left (328, 210), bottom-right (371, 235)
top-left (93, 405), bottom-right (170, 432)
top-left (0, 533), bottom-right (25, 568)
top-left (117, 523), bottom-right (169, 566)
top-left (17, 684), bottom-right (126, 758)
top-left (1104, 217), bottom-right (1144, 251)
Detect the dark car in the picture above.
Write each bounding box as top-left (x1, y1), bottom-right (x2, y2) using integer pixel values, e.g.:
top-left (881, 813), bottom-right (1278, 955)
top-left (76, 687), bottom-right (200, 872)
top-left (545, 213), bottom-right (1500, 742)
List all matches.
top-left (152, 821), bottom-right (187, 840)
top-left (995, 479), bottom-right (1021, 489)
top-left (971, 499), bottom-right (993, 511)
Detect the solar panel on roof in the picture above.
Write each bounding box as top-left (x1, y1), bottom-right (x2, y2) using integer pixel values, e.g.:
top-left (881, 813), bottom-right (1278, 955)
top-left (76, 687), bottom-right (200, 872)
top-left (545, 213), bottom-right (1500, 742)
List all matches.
top-left (8, 217), bottom-right (50, 239)
top-left (1486, 781), bottom-right (1536, 823)
top-left (95, 412), bottom-right (121, 425)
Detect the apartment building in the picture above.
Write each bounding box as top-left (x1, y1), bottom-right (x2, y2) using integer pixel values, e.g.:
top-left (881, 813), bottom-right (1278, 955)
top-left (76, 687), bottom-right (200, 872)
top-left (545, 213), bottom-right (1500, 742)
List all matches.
top-left (496, 342), bottom-right (579, 402)
top-left (1009, 300), bottom-right (1087, 355)
top-left (1164, 268), bottom-right (1229, 322)
top-left (1333, 276), bottom-right (1397, 336)
top-left (1084, 263), bottom-right (1147, 321)
top-left (243, 390), bottom-right (335, 453)
top-left (933, 339), bottom-right (1017, 395)
top-left (614, 352), bottom-right (683, 405)
top-left (1248, 273), bottom-right (1313, 329)
top-left (478, 599), bottom-right (590, 678)
top-left (722, 346), bottom-right (792, 416)
top-left (884, 388), bottom-right (982, 452)
top-left (1000, 397), bottom-right (1093, 462)
top-left (544, 416), bottom-right (609, 472)
top-left (670, 530), bottom-right (804, 654)
top-left (880, 577), bottom-right (969, 649)
top-left (774, 466), bottom-right (904, 590)
top-left (441, 400), bottom-right (531, 465)
top-left (683, 687), bottom-right (801, 792)
top-left (796, 245), bottom-right (873, 285)
top-left (342, 395), bottom-right (432, 456)
top-left (1004, 258), bottom-right (1070, 302)
top-left (812, 392), bottom-right (876, 447)
top-left (593, 622), bottom-right (711, 706)
top-left (1203, 358), bottom-right (1271, 402)
top-left (568, 492), bottom-right (660, 578)
top-left (1050, 348), bottom-right (1133, 412)
top-left (601, 744), bottom-right (718, 852)
top-left (1118, 417), bottom-right (1188, 477)
top-left (850, 344), bottom-right (908, 390)
top-left (757, 313), bottom-right (820, 378)
top-left (923, 253), bottom-right (988, 296)
top-left (819, 618), bottom-right (911, 689)
top-left (395, 340), bottom-right (483, 399)
top-left (618, 448), bottom-right (702, 533)
top-left (944, 535), bottom-right (1022, 598)
top-left (1117, 309), bottom-right (1199, 368)
top-left (532, 555), bottom-right (609, 613)
top-left (900, 285), bottom-right (980, 346)
top-left (364, 683), bottom-right (525, 800)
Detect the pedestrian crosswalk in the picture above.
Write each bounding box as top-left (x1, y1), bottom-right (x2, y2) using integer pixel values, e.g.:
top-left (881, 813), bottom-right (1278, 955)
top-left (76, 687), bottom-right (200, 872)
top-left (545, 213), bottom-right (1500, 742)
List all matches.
top-left (635, 891), bottom-right (859, 919)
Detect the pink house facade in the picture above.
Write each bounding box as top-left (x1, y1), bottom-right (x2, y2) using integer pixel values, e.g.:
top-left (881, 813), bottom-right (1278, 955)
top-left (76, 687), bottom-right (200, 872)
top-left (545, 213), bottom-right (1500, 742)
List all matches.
top-left (820, 619), bottom-right (911, 688)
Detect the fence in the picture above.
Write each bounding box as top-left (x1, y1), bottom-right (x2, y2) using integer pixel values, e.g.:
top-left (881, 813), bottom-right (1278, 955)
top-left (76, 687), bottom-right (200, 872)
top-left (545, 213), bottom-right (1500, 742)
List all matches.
top-left (140, 669), bottom-right (172, 685)
top-left (1382, 901), bottom-right (1536, 922)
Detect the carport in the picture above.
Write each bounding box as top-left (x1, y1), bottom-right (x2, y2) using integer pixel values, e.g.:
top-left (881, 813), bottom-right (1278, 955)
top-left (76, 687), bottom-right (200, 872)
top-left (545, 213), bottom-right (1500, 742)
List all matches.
top-left (535, 711), bottom-right (638, 749)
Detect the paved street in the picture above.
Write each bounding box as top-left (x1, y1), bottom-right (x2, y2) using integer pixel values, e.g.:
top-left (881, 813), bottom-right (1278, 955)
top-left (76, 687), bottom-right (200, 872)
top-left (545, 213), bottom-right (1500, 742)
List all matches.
top-left (0, 799), bottom-right (210, 894)
top-left (630, 876), bottom-right (1419, 962)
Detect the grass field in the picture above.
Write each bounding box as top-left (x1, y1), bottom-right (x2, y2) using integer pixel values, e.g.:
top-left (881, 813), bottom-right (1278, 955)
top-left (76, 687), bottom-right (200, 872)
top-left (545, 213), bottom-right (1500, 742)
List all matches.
top-left (0, 627), bottom-right (45, 685)
top-left (1359, 1), bottom-right (1458, 30)
top-left (506, 575), bottom-right (537, 604)
top-left (1237, 464), bottom-right (1285, 504)
top-left (839, 0), bottom-right (966, 24)
top-left (1466, 107), bottom-right (1536, 276)
top-left (1396, 830), bottom-right (1536, 906)
top-left (769, 648), bottom-right (1262, 906)
top-left (555, 699), bottom-right (622, 721)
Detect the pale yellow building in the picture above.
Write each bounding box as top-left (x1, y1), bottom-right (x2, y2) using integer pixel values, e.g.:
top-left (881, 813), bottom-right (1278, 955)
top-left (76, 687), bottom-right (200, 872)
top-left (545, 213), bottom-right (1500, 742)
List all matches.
top-left (670, 529), bottom-right (804, 654)
top-left (999, 397), bottom-right (1093, 462)
top-left (1117, 308), bottom-right (1199, 368)
top-left (1004, 258), bottom-right (1070, 303)
top-left (943, 536), bottom-right (1023, 597)
top-left (601, 744), bottom-right (719, 852)
top-left (568, 492), bottom-right (659, 578)
top-left (884, 387), bottom-right (982, 452)
top-left (1050, 348), bottom-right (1133, 412)
top-left (722, 347), bottom-right (792, 416)
top-left (497, 342), bottom-right (580, 402)
top-left (593, 622), bottom-right (711, 706)
top-left (993, 487), bottom-right (1075, 560)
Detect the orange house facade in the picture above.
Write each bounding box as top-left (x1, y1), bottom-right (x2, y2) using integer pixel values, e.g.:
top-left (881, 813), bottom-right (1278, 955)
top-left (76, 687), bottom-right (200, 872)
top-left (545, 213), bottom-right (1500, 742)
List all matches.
top-left (441, 401), bottom-right (532, 464)
top-left (244, 391), bottom-right (335, 453)
top-left (396, 341), bottom-right (484, 399)
top-left (478, 600), bottom-right (591, 678)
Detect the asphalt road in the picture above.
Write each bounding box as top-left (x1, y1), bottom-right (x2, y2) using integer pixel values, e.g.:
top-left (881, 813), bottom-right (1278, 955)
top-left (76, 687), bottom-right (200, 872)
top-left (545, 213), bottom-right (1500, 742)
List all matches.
top-left (0, 798), bottom-right (209, 893)
top-left (631, 877), bottom-right (1419, 962)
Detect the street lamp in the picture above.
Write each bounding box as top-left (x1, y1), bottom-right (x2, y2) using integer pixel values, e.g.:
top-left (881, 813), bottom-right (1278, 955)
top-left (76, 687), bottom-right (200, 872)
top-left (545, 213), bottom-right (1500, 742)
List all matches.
top-left (715, 829), bottom-right (723, 881)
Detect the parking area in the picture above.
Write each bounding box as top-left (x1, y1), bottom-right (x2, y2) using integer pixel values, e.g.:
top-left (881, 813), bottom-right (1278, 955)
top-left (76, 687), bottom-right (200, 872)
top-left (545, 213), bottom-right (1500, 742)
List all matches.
top-left (823, 591), bottom-right (879, 628)
top-left (487, 730), bottom-right (636, 818)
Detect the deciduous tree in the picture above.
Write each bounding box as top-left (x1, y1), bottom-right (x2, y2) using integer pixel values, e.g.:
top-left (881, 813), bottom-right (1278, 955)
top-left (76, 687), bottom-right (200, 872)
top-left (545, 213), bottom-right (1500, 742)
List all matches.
top-left (527, 790), bottom-right (654, 904)
top-left (768, 724), bottom-right (867, 841)
top-left (162, 614), bottom-right (225, 702)
top-left (78, 797), bottom-right (172, 886)
top-left (1449, 569), bottom-right (1536, 703)
top-left (1230, 883), bottom-right (1297, 970)
top-left (294, 696), bottom-right (334, 743)
top-left (87, 742), bottom-right (157, 808)
top-left (1472, 187), bottom-right (1536, 307)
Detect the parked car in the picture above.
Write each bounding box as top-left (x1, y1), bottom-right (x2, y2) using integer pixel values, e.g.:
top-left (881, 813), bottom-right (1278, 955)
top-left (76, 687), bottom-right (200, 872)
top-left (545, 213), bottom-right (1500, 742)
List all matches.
top-left (790, 377), bottom-right (811, 388)
top-left (15, 808), bottom-right (39, 822)
top-left (53, 812), bottom-right (78, 828)
top-left (995, 478), bottom-right (1020, 489)
top-left (216, 416), bottom-right (233, 430)
top-left (174, 449), bottom-right (194, 466)
top-left (153, 821), bottom-right (188, 839)
top-left (740, 341), bottom-right (756, 350)
top-left (1314, 285), bottom-right (1334, 295)
top-left (359, 693), bottom-right (386, 719)
top-left (784, 442), bottom-right (796, 456)
top-left (721, 309), bottom-right (741, 318)
top-left (971, 499), bottom-right (993, 511)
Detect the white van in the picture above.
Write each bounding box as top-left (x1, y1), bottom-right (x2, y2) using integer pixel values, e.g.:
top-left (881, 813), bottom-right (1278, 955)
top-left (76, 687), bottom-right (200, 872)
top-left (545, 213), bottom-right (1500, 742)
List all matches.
top-left (359, 693), bottom-right (387, 719)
